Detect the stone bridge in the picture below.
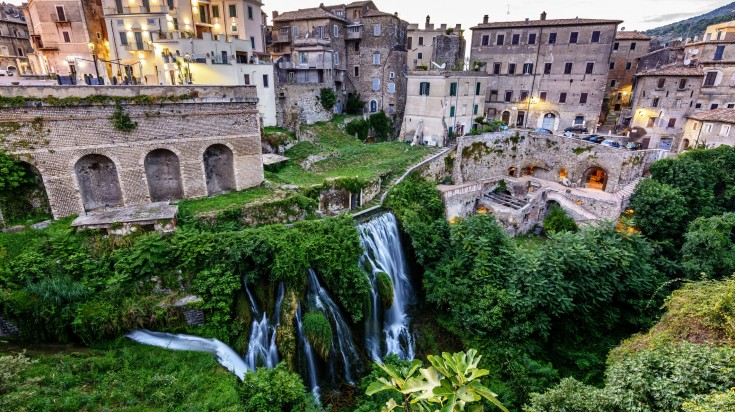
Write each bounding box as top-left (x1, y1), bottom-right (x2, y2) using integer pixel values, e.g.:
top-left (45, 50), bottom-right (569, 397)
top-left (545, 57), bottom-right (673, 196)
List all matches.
top-left (0, 85), bottom-right (263, 219)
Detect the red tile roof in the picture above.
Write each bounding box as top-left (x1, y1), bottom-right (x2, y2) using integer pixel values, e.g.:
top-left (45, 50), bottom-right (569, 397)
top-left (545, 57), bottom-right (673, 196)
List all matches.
top-left (471, 17), bottom-right (622, 30)
top-left (273, 7), bottom-right (347, 23)
top-left (687, 109), bottom-right (735, 124)
top-left (636, 65), bottom-right (704, 77)
top-left (615, 31), bottom-right (651, 41)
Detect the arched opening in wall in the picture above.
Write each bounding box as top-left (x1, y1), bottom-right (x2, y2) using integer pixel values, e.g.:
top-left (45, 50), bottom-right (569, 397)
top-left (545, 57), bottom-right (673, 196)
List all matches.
top-left (144, 149), bottom-right (184, 202)
top-left (542, 113), bottom-right (556, 130)
top-left (544, 200), bottom-right (562, 217)
top-left (203, 144), bottom-right (236, 195)
top-left (507, 167), bottom-right (516, 177)
top-left (681, 139), bottom-right (690, 151)
top-left (583, 166), bottom-right (608, 191)
top-left (370, 100), bottom-right (378, 113)
top-left (0, 162), bottom-right (52, 225)
top-left (501, 111), bottom-right (511, 125)
top-left (559, 168), bottom-right (567, 179)
top-left (75, 154), bottom-right (124, 211)
top-left (521, 165), bottom-right (535, 176)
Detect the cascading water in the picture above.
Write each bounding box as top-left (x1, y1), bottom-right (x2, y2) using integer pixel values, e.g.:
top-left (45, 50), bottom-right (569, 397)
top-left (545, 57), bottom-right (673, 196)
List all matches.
top-left (127, 330), bottom-right (248, 380)
top-left (296, 302), bottom-right (320, 399)
top-left (244, 282), bottom-right (284, 371)
top-left (305, 268), bottom-right (362, 384)
top-left (359, 212), bottom-right (416, 361)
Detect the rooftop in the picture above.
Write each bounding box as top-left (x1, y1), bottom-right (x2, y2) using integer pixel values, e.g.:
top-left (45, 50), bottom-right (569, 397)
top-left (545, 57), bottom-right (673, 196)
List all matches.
top-left (273, 6), bottom-right (347, 23)
top-left (636, 65), bottom-right (704, 77)
top-left (615, 31), bottom-right (651, 41)
top-left (472, 17), bottom-right (622, 30)
top-left (687, 108), bottom-right (735, 124)
top-left (362, 9), bottom-right (397, 18)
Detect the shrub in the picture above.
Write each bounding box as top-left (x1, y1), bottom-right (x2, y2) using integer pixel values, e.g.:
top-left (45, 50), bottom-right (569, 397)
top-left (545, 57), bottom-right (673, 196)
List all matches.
top-left (240, 363), bottom-right (311, 412)
top-left (683, 388), bottom-right (735, 412)
top-left (346, 119), bottom-right (370, 140)
top-left (369, 112), bottom-right (392, 141)
top-left (376, 272), bottom-right (393, 308)
top-left (319, 88), bottom-right (336, 111)
top-left (110, 102), bottom-right (138, 132)
top-left (0, 352), bottom-right (40, 409)
top-left (543, 204), bottom-right (578, 234)
top-left (302, 311), bottom-right (333, 360)
top-left (525, 378), bottom-right (613, 412)
top-left (345, 92), bottom-right (365, 115)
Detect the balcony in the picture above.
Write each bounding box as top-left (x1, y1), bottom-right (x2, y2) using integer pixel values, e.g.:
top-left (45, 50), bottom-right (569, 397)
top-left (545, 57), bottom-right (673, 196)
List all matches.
top-left (36, 41), bottom-right (59, 51)
top-left (122, 42), bottom-right (153, 52)
top-left (103, 5), bottom-right (167, 15)
top-left (279, 61), bottom-right (332, 70)
top-left (293, 36), bottom-right (332, 48)
top-left (50, 14), bottom-right (73, 25)
top-left (272, 32), bottom-right (292, 44)
top-left (346, 27), bottom-right (362, 40)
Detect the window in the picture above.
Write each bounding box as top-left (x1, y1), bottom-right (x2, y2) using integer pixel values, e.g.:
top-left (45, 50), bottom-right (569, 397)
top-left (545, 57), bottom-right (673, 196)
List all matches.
top-left (630, 42), bottom-right (636, 50)
top-left (475, 82), bottom-right (482, 95)
top-left (419, 82), bottom-right (430, 95)
top-left (231, 23), bottom-right (237, 32)
top-left (711, 103), bottom-right (720, 110)
top-left (450, 82), bottom-right (457, 96)
top-left (585, 62), bottom-right (594, 74)
top-left (212, 5), bottom-right (219, 18)
top-left (388, 104), bottom-right (395, 114)
top-left (548, 32), bottom-right (557, 44)
top-left (504, 91), bottom-right (512, 102)
top-left (407, 37), bottom-right (412, 49)
top-left (647, 117), bottom-right (656, 128)
top-left (389, 72), bottom-right (395, 79)
top-left (569, 32), bottom-right (578, 43)
top-left (373, 52), bottom-right (380, 65)
top-left (528, 33), bottom-right (536, 44)
top-left (417, 52), bottom-right (422, 59)
top-left (539, 91), bottom-right (547, 102)
top-left (481, 35), bottom-right (489, 46)
top-left (147, 19), bottom-right (155, 25)
top-left (247, 5), bottom-right (253, 19)
top-left (564, 62), bottom-right (573, 74)
top-left (520, 90), bottom-right (529, 101)
top-left (613, 42), bottom-right (619, 50)
top-left (544, 62), bottom-right (552, 74)
top-left (715, 45), bottom-right (725, 61)
top-left (173, 18), bottom-right (178, 30)
top-left (652, 97), bottom-right (660, 107)
top-left (512, 33), bottom-right (520, 45)
top-left (370, 100), bottom-right (378, 113)
top-left (610, 80), bottom-right (616, 87)
top-left (473, 104), bottom-right (479, 115)
top-left (656, 78), bottom-right (665, 89)
top-left (496, 34), bottom-right (505, 45)
top-left (263, 74), bottom-right (269, 87)
top-left (559, 92), bottom-right (567, 103)
top-left (704, 71), bottom-right (718, 86)
top-left (721, 125), bottom-right (731, 136)
top-left (373, 24), bottom-right (381, 36)
top-left (489, 90), bottom-right (498, 101)
top-left (418, 36), bottom-right (424, 46)
top-left (609, 62), bottom-right (615, 69)
top-left (228, 4), bottom-right (237, 17)
top-left (574, 116), bottom-right (584, 125)
top-left (673, 99), bottom-right (681, 108)
top-left (522, 63), bottom-right (533, 74)
top-left (250, 36), bottom-right (255, 49)
top-left (625, 61), bottom-right (632, 70)
top-left (388, 83), bottom-right (395, 93)
top-left (17, 48), bottom-right (23, 56)
top-left (704, 123), bottom-right (713, 132)
top-left (62, 31), bottom-right (71, 43)
top-left (508, 63), bottom-right (516, 74)
top-left (334, 24), bottom-right (339, 38)
top-left (450, 106), bottom-right (455, 117)
top-left (516, 111), bottom-right (525, 127)
top-left (667, 118), bottom-right (676, 128)
top-left (591, 31), bottom-right (600, 42)
top-left (493, 63), bottom-right (501, 74)
top-left (55, 5), bottom-right (66, 21)
top-left (372, 78), bottom-right (380, 91)
top-left (695, 102), bottom-right (703, 109)
top-left (580, 93), bottom-right (588, 104)
top-left (119, 31), bottom-right (128, 45)
top-left (354, 66), bottom-right (359, 77)
top-left (679, 79), bottom-right (687, 89)
top-left (118, 19), bottom-right (124, 25)
top-left (0, 46), bottom-right (7, 56)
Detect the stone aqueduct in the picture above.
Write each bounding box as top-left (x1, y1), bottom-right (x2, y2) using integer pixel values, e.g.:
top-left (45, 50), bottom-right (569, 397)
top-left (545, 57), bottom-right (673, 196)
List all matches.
top-left (0, 86), bottom-right (264, 219)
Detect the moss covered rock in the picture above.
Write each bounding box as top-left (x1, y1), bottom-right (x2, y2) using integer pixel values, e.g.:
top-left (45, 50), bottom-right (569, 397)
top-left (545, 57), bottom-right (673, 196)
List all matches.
top-left (376, 272), bottom-right (394, 308)
top-left (302, 311), bottom-right (332, 361)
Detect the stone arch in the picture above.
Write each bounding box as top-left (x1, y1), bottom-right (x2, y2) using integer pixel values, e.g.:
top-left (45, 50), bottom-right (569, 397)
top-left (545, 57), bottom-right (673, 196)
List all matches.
top-left (541, 112), bottom-right (557, 130)
top-left (203, 144), bottom-right (236, 195)
top-left (0, 161), bottom-right (52, 224)
top-left (501, 111), bottom-right (511, 125)
top-left (507, 167), bottom-right (516, 177)
top-left (144, 149), bottom-right (184, 202)
top-left (369, 100), bottom-right (378, 113)
top-left (74, 154), bottom-right (124, 211)
top-left (583, 166), bottom-right (608, 191)
top-left (680, 138), bottom-right (690, 151)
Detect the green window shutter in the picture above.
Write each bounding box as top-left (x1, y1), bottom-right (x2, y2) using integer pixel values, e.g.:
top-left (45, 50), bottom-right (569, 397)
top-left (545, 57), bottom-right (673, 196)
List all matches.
top-left (450, 106), bottom-right (455, 117)
top-left (450, 82), bottom-right (457, 96)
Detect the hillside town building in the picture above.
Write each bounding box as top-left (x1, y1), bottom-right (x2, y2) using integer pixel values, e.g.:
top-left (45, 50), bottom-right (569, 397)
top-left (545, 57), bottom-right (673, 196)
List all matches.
top-left (681, 108), bottom-right (735, 149)
top-left (606, 30), bottom-right (650, 110)
top-left (0, 2), bottom-right (33, 74)
top-left (406, 16), bottom-right (465, 70)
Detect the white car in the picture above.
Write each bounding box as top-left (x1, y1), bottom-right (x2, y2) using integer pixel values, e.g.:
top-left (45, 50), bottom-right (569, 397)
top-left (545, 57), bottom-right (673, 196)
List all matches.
top-left (0, 68), bottom-right (8, 76)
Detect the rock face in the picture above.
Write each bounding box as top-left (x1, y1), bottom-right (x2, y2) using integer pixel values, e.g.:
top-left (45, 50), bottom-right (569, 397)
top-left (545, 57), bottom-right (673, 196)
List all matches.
top-left (0, 317), bottom-right (20, 337)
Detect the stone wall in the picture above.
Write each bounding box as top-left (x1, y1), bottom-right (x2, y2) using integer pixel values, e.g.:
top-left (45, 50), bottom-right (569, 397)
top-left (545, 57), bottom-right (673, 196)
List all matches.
top-left (276, 83), bottom-right (334, 127)
top-left (434, 34), bottom-right (466, 69)
top-left (0, 86), bottom-right (263, 219)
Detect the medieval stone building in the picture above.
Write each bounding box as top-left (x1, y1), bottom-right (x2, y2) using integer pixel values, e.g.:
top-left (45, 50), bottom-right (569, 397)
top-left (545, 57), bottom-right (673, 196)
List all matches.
top-left (606, 30), bottom-right (651, 110)
top-left (407, 16), bottom-right (465, 70)
top-left (0, 3), bottom-right (33, 74)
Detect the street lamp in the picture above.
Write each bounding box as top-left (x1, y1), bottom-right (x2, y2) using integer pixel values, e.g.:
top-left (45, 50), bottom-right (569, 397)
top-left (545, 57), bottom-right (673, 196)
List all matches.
top-left (184, 52), bottom-right (192, 84)
top-left (87, 42), bottom-right (100, 83)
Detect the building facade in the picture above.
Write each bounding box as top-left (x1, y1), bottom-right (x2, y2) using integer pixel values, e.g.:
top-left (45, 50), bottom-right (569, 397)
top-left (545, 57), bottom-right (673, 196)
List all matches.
top-left (606, 30), bottom-right (650, 110)
top-left (400, 70), bottom-right (489, 146)
top-left (470, 13), bottom-right (621, 132)
top-left (407, 15), bottom-right (465, 70)
top-left (20, 0), bottom-right (108, 78)
top-left (681, 108), bottom-right (735, 149)
top-left (0, 3), bottom-right (34, 73)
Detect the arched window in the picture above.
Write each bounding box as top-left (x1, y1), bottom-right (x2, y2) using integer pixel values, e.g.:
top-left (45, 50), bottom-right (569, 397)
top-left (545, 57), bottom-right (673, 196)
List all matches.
top-left (75, 154), bottom-right (123, 211)
top-left (501, 111), bottom-right (510, 125)
top-left (370, 100), bottom-right (378, 113)
top-left (542, 113), bottom-right (556, 130)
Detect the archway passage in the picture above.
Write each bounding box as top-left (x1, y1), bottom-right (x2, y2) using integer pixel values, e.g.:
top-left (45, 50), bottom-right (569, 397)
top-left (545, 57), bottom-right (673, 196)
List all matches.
top-left (0, 162), bottom-right (52, 225)
top-left (583, 167), bottom-right (608, 191)
top-left (542, 113), bottom-right (556, 130)
top-left (501, 111), bottom-right (511, 125)
top-left (204, 144), bottom-right (236, 195)
top-left (75, 154), bottom-right (124, 211)
top-left (145, 149), bottom-right (184, 202)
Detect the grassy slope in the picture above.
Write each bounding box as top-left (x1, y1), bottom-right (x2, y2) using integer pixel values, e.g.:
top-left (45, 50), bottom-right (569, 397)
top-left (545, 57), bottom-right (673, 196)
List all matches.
top-left (1, 340), bottom-right (243, 412)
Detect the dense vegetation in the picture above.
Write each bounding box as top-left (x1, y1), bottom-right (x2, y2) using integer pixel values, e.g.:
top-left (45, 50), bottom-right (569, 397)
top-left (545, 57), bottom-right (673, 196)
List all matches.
top-left (645, 1), bottom-right (735, 43)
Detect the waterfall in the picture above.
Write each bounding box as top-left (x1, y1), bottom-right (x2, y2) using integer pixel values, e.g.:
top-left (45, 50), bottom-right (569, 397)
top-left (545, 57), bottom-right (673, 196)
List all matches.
top-left (244, 282), bottom-right (284, 371)
top-left (296, 302), bottom-right (320, 400)
top-left (127, 330), bottom-right (248, 380)
top-left (359, 212), bottom-right (416, 361)
top-left (305, 268), bottom-right (362, 384)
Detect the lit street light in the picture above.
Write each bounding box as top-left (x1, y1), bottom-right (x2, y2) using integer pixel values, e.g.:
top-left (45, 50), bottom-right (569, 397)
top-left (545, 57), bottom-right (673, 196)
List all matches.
top-left (87, 42), bottom-right (100, 84)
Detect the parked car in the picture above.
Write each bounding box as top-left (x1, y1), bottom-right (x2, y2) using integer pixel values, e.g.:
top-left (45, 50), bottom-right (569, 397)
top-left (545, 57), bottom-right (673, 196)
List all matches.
top-left (583, 135), bottom-right (605, 143)
top-left (0, 68), bottom-right (8, 76)
top-left (601, 139), bottom-right (621, 148)
top-left (624, 142), bottom-right (642, 150)
top-left (564, 125), bottom-right (589, 134)
top-left (532, 128), bottom-right (554, 135)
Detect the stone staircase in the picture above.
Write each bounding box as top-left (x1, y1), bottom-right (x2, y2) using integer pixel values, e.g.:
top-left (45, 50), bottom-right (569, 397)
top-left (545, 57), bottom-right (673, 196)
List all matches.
top-left (598, 111), bottom-right (620, 134)
top-left (614, 178), bottom-right (642, 205)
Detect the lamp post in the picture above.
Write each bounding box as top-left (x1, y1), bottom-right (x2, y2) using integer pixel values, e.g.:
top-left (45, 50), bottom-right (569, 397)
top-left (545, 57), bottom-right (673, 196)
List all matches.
top-left (87, 42), bottom-right (100, 83)
top-left (184, 52), bottom-right (192, 84)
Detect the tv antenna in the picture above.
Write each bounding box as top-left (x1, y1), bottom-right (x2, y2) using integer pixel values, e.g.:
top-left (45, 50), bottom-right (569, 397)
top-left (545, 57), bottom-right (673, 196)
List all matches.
top-left (506, 4), bottom-right (510, 20)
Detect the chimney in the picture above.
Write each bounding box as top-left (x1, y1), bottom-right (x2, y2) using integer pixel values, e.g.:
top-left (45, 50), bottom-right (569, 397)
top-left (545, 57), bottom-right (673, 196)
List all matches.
top-left (540, 11), bottom-right (547, 21)
top-left (394, 12), bottom-right (398, 17)
top-left (525, 18), bottom-right (529, 22)
top-left (272, 10), bottom-right (279, 20)
top-left (440, 23), bottom-right (447, 31)
top-left (483, 15), bottom-right (489, 24)
top-left (455, 24), bottom-right (462, 31)
top-left (425, 15), bottom-right (430, 29)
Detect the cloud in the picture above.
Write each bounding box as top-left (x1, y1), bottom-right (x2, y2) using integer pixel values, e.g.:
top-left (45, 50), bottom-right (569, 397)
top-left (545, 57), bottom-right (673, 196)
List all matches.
top-left (641, 12), bottom-right (703, 24)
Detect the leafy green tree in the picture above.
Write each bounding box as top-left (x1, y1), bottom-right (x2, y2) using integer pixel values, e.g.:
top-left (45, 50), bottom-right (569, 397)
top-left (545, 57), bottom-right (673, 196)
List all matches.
top-left (0, 150), bottom-right (30, 193)
top-left (240, 363), bottom-right (312, 412)
top-left (629, 179), bottom-right (688, 241)
top-left (366, 349), bottom-right (508, 412)
top-left (681, 212), bottom-right (735, 279)
top-left (370, 112), bottom-right (393, 141)
top-left (345, 92), bottom-right (366, 115)
top-left (543, 204), bottom-right (578, 234)
top-left (319, 88), bottom-right (337, 111)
